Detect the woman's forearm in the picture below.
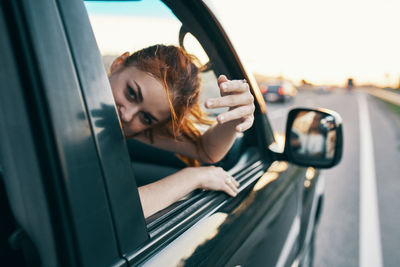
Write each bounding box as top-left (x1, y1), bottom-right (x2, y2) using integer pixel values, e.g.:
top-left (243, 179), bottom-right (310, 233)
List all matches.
top-left (138, 168), bottom-right (201, 218)
top-left (200, 75), bottom-right (255, 163)
top-left (200, 119), bottom-right (240, 163)
top-left (137, 166), bottom-right (239, 218)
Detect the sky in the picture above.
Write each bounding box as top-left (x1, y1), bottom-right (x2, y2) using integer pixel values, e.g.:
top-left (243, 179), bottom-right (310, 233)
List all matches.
top-left (86, 0), bottom-right (400, 87)
top-left (207, 0), bottom-right (400, 87)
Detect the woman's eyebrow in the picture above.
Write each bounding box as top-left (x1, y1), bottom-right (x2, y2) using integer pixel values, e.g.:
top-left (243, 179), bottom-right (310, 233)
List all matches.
top-left (134, 80), bottom-right (160, 122)
top-left (134, 81), bottom-right (143, 102)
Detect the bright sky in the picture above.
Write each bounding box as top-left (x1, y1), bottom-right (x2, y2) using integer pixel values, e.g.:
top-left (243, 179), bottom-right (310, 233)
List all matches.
top-left (86, 0), bottom-right (400, 87)
top-left (207, 0), bottom-right (400, 87)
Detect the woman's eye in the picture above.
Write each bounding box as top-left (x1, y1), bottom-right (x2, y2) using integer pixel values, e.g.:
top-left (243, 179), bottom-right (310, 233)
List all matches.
top-left (141, 112), bottom-right (152, 126)
top-left (127, 86), bottom-right (137, 101)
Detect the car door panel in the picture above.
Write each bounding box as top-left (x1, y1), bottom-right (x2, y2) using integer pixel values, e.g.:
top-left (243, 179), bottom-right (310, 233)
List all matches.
top-left (139, 161), bottom-right (305, 266)
top-left (1, 0), bottom-right (127, 265)
top-left (0, 7), bottom-right (59, 265)
top-left (223, 164), bottom-right (303, 267)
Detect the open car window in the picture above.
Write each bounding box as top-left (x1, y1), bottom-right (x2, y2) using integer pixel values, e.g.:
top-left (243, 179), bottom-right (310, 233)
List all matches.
top-left (85, 0), bottom-right (245, 175)
top-left (84, 0), bottom-right (263, 231)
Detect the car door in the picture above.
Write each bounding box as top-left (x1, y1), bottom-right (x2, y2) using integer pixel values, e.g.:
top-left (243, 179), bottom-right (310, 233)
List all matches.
top-left (140, 1), bottom-right (308, 266)
top-left (0, 0), bottom-right (147, 266)
top-left (82, 0), bottom-right (311, 266)
top-left (1, 0), bottom-right (315, 266)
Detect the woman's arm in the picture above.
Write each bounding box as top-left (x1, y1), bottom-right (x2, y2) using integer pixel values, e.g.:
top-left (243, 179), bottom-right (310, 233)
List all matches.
top-left (138, 166), bottom-right (239, 218)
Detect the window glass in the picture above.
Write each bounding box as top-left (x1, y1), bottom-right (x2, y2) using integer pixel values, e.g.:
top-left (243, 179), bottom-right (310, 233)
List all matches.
top-left (182, 33), bottom-right (226, 116)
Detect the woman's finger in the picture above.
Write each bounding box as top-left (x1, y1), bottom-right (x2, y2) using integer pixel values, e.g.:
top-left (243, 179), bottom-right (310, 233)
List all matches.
top-left (235, 115), bottom-right (254, 132)
top-left (217, 104), bottom-right (255, 124)
top-left (223, 181), bottom-right (238, 197)
top-left (229, 180), bottom-right (239, 194)
top-left (223, 174), bottom-right (239, 194)
top-left (220, 79), bottom-right (249, 94)
top-left (217, 74), bottom-right (229, 87)
top-left (206, 92), bottom-right (253, 109)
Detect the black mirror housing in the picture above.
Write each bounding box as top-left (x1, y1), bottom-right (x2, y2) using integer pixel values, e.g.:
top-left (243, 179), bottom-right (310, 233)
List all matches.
top-left (283, 108), bottom-right (343, 168)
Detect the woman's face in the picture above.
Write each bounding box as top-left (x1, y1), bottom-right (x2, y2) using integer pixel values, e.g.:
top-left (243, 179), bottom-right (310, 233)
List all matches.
top-left (109, 65), bottom-right (171, 137)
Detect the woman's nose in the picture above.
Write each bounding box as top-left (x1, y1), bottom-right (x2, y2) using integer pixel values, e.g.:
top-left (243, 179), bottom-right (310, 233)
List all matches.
top-left (119, 105), bottom-right (137, 123)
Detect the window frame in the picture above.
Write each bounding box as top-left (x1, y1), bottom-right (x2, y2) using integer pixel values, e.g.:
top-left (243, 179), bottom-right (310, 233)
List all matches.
top-left (56, 0), bottom-right (149, 256)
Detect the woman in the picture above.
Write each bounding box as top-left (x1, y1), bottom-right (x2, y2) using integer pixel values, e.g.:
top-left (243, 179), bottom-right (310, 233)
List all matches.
top-left (108, 45), bottom-right (255, 218)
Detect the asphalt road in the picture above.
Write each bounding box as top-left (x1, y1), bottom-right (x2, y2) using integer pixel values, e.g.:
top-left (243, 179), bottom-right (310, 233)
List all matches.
top-left (266, 89), bottom-right (400, 267)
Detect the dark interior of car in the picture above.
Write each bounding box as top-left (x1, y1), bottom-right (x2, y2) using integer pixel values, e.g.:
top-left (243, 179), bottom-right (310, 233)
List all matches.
top-left (127, 135), bottom-right (246, 187)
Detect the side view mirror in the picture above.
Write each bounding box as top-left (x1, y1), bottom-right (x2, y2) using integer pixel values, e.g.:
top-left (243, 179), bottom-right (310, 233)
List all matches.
top-left (284, 108), bottom-right (343, 168)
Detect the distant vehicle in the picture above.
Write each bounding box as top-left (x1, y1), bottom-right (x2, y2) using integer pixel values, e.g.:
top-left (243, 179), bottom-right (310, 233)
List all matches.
top-left (261, 81), bottom-right (298, 103)
top-left (346, 78), bottom-right (354, 90)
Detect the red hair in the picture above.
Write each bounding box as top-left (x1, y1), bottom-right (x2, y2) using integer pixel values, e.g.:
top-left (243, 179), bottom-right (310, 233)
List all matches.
top-left (124, 45), bottom-right (213, 165)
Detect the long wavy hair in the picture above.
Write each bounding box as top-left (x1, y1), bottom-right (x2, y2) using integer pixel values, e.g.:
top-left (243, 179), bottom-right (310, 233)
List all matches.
top-left (123, 44), bottom-right (213, 165)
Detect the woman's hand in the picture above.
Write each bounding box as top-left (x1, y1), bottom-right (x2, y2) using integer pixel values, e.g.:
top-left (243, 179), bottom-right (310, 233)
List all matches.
top-left (205, 75), bottom-right (255, 132)
top-left (138, 166), bottom-right (239, 218)
top-left (193, 166), bottom-right (239, 197)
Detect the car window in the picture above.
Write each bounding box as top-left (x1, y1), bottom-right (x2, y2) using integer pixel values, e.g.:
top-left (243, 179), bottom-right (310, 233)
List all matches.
top-left (85, 0), bottom-right (224, 118)
top-left (267, 85), bottom-right (281, 92)
top-left (84, 0), bottom-right (247, 221)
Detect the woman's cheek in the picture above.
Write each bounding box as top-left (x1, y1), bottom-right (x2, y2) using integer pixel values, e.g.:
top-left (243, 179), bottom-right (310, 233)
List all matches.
top-left (123, 118), bottom-right (146, 137)
top-left (113, 90), bottom-right (124, 106)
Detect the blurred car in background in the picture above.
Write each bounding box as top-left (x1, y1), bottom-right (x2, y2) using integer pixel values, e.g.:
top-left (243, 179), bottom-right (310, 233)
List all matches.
top-left (346, 78), bottom-right (354, 90)
top-left (260, 81), bottom-right (298, 103)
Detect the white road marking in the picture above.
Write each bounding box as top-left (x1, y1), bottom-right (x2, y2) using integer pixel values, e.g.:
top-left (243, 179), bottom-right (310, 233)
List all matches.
top-left (276, 216), bottom-right (300, 267)
top-left (357, 93), bottom-right (383, 267)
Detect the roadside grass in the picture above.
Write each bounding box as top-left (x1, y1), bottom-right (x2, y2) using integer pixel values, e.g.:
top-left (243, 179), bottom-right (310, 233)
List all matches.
top-left (384, 88), bottom-right (400, 95)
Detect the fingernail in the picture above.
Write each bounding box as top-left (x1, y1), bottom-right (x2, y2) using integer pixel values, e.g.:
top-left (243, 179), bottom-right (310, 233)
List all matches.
top-left (221, 83), bottom-right (227, 90)
top-left (237, 126), bottom-right (242, 132)
top-left (218, 115), bottom-right (224, 123)
top-left (206, 99), bottom-right (213, 107)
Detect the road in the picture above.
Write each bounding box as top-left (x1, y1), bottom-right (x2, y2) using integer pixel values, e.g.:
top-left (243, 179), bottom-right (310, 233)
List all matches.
top-left (266, 89), bottom-right (400, 267)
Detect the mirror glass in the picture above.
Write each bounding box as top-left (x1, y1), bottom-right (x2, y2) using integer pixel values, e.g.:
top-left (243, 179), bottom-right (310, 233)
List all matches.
top-left (289, 111), bottom-right (337, 160)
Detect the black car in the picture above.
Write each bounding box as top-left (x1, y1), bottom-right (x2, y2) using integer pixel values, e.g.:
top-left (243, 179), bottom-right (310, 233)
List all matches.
top-left (0, 0), bottom-right (343, 266)
top-left (261, 81), bottom-right (298, 103)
